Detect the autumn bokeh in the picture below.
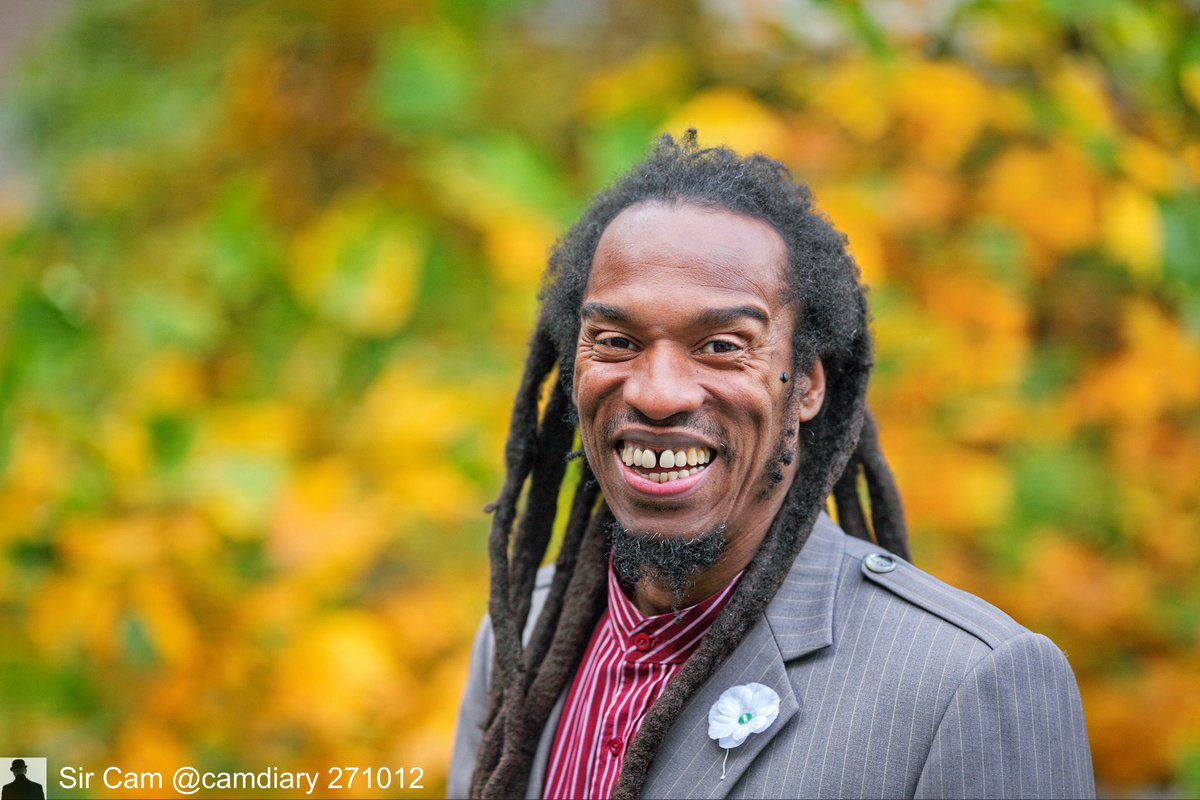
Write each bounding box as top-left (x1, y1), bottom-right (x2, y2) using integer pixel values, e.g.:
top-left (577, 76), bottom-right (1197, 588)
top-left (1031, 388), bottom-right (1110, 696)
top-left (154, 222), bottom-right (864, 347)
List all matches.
top-left (1, 1), bottom-right (1198, 796)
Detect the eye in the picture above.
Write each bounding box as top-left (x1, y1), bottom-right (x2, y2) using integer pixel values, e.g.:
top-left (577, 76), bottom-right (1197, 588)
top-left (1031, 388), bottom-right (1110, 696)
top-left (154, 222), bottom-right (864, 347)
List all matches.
top-left (597, 336), bottom-right (636, 351)
top-left (701, 339), bottom-right (739, 355)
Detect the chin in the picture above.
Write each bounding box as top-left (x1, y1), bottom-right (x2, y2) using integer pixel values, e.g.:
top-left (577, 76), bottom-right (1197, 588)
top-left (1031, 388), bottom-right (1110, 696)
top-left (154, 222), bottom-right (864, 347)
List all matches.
top-left (611, 511), bottom-right (722, 542)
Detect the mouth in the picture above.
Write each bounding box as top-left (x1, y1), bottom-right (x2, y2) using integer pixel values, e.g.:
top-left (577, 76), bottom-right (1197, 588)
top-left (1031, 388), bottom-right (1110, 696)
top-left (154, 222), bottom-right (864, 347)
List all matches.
top-left (612, 439), bottom-right (716, 495)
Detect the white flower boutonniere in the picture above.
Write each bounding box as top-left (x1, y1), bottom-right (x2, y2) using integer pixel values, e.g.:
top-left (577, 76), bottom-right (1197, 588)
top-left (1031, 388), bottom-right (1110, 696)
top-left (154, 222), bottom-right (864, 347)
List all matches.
top-left (707, 682), bottom-right (780, 779)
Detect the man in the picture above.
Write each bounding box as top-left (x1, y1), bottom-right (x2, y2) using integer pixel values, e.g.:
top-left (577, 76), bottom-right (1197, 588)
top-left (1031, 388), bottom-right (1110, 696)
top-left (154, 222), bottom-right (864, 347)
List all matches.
top-left (450, 134), bottom-right (1094, 799)
top-left (2, 760), bottom-right (44, 800)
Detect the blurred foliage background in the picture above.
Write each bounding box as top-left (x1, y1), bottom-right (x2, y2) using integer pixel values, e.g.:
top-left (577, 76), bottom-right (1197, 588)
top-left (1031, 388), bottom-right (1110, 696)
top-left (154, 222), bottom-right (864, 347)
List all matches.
top-left (1, 0), bottom-right (1198, 796)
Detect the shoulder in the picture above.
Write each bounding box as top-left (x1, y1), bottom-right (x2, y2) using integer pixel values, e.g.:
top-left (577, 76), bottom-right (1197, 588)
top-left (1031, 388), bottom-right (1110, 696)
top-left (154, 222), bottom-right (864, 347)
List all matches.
top-left (836, 528), bottom-right (1027, 650)
top-left (813, 519), bottom-right (1086, 719)
top-left (770, 514), bottom-right (1035, 662)
top-left (534, 562), bottom-right (555, 591)
top-left (774, 514), bottom-right (1079, 694)
top-left (529, 562), bottom-right (556, 631)
top-left (472, 563), bottom-right (557, 649)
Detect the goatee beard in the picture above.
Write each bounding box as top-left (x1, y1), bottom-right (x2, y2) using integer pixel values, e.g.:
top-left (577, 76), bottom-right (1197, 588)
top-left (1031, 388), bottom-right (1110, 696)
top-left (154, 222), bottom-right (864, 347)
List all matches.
top-left (608, 521), bottom-right (728, 615)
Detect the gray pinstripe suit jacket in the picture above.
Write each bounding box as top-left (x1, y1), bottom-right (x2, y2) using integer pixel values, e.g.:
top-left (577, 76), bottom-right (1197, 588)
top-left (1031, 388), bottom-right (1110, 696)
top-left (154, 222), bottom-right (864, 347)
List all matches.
top-left (449, 514), bottom-right (1096, 798)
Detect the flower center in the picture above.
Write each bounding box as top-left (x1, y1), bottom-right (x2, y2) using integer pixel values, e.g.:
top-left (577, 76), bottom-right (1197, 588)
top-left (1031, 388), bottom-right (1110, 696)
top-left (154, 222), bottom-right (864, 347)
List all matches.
top-left (737, 712), bottom-right (753, 725)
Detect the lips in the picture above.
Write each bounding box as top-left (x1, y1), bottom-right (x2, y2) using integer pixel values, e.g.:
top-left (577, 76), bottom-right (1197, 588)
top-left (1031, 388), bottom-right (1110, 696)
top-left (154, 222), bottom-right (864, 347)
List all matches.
top-left (612, 438), bottom-right (717, 495)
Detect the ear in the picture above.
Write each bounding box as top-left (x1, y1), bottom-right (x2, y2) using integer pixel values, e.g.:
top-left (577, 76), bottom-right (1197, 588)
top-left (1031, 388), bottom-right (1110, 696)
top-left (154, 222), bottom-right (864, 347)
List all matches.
top-left (795, 358), bottom-right (826, 423)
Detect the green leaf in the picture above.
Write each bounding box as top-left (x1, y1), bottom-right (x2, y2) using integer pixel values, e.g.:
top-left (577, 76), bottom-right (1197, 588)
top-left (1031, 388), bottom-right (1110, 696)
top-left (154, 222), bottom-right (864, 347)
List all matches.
top-left (369, 24), bottom-right (476, 136)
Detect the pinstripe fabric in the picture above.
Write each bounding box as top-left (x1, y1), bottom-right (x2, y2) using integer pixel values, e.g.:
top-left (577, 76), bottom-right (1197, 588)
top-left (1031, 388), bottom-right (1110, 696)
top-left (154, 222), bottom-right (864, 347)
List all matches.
top-left (449, 514), bottom-right (1096, 799)
top-left (543, 566), bottom-right (740, 799)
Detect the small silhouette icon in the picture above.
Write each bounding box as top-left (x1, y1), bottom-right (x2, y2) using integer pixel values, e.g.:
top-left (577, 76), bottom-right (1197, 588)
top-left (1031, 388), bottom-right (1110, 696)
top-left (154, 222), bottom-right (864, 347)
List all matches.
top-left (2, 760), bottom-right (44, 800)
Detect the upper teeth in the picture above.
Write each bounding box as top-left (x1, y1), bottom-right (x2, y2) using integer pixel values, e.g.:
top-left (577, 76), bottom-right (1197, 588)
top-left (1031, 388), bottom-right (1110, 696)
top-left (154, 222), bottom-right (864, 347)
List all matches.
top-left (621, 444), bottom-right (711, 470)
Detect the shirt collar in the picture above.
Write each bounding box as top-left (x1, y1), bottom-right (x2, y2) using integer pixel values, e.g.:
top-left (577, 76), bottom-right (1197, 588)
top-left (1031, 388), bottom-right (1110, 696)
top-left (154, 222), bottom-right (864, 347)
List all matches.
top-left (606, 559), bottom-right (743, 664)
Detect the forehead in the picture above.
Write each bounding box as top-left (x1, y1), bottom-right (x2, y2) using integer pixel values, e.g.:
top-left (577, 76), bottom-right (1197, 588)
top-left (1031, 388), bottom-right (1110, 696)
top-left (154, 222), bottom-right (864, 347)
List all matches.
top-left (585, 202), bottom-right (790, 308)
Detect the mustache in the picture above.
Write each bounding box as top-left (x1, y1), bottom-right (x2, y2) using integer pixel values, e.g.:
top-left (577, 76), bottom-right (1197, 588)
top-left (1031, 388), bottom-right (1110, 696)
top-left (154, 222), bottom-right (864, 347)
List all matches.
top-left (600, 409), bottom-right (732, 457)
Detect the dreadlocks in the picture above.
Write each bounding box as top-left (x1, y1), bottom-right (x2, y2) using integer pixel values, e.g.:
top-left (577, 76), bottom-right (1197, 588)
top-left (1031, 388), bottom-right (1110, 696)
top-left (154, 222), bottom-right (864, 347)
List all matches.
top-left (469, 131), bottom-right (909, 799)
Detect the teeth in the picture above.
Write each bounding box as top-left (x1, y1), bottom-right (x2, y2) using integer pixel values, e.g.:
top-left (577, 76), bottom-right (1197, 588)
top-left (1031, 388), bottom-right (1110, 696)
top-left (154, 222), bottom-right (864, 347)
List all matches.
top-left (620, 443), bottom-right (714, 475)
top-left (641, 465), bottom-right (708, 483)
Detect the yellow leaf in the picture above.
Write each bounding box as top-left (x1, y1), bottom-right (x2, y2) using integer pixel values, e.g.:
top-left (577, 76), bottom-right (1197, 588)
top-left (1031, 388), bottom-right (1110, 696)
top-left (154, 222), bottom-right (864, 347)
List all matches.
top-left (980, 143), bottom-right (1099, 265)
top-left (1180, 62), bottom-right (1200, 112)
top-left (663, 88), bottom-right (788, 155)
top-left (1071, 300), bottom-right (1200, 427)
top-left (275, 612), bottom-right (402, 737)
top-left (875, 425), bottom-right (1012, 535)
top-left (812, 184), bottom-right (887, 286)
top-left (115, 721), bottom-right (190, 799)
top-left (123, 351), bottom-right (206, 413)
top-left (895, 60), bottom-right (992, 168)
top-left (197, 402), bottom-right (305, 457)
top-left (132, 576), bottom-right (199, 668)
top-left (892, 166), bottom-right (964, 228)
top-left (580, 46), bottom-right (690, 120)
top-left (483, 210), bottom-right (558, 289)
top-left (268, 457), bottom-right (390, 583)
top-left (810, 60), bottom-right (893, 143)
top-left (1053, 59), bottom-right (1116, 136)
top-left (1186, 142), bottom-right (1200, 184)
top-left (1101, 182), bottom-right (1162, 277)
top-left (289, 194), bottom-right (424, 336)
top-left (0, 423), bottom-right (70, 536)
top-left (99, 414), bottom-right (152, 487)
top-left (1118, 137), bottom-right (1175, 193)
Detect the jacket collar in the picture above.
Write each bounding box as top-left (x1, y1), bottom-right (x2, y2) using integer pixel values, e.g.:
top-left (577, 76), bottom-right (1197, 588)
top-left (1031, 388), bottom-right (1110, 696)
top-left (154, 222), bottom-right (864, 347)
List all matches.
top-left (641, 513), bottom-right (846, 798)
top-left (525, 513), bottom-right (846, 799)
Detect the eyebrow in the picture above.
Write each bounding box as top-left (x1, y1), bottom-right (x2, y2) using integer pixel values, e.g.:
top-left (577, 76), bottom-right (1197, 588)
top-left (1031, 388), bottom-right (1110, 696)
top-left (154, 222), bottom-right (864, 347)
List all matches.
top-left (580, 302), bottom-right (769, 326)
top-left (695, 305), bottom-right (770, 326)
top-left (580, 302), bottom-right (631, 324)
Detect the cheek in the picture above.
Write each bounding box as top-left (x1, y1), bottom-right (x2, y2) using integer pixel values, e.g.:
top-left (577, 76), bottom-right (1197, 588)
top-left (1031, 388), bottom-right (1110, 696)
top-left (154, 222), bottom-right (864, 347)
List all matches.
top-left (573, 362), bottom-right (621, 408)
top-left (571, 367), bottom-right (612, 444)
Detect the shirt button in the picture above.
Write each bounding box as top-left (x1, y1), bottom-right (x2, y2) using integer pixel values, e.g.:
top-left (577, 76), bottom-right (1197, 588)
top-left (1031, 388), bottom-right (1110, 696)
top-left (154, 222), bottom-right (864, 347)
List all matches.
top-left (632, 633), bottom-right (653, 651)
top-left (606, 738), bottom-right (622, 756)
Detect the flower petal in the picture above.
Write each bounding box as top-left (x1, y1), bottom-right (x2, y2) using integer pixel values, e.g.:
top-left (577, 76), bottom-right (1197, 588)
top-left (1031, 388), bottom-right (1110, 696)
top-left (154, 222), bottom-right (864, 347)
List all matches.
top-left (708, 717), bottom-right (738, 739)
top-left (709, 682), bottom-right (781, 745)
top-left (729, 684), bottom-right (755, 707)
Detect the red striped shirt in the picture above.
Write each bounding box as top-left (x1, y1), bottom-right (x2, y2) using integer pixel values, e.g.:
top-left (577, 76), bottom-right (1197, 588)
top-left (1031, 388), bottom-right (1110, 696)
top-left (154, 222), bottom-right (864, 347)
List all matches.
top-left (542, 564), bottom-right (742, 800)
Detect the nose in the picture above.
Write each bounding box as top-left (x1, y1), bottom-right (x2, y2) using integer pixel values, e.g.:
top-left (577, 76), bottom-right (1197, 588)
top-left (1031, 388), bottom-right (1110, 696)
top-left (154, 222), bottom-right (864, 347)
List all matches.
top-left (622, 343), bottom-right (705, 421)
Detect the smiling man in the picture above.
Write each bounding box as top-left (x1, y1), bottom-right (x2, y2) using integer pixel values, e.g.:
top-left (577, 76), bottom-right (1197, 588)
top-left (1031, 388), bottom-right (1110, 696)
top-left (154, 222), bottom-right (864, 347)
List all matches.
top-left (449, 134), bottom-right (1095, 799)
top-left (577, 203), bottom-right (817, 617)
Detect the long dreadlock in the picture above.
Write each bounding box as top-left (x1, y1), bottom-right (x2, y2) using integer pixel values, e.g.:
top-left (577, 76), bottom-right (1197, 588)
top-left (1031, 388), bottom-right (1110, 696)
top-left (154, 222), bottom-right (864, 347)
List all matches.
top-left (469, 132), bottom-right (909, 799)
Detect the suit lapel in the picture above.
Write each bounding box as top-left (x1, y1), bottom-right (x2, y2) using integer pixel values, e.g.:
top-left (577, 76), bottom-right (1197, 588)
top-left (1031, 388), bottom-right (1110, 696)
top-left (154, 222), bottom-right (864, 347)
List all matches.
top-left (641, 515), bottom-right (846, 799)
top-left (641, 615), bottom-right (798, 799)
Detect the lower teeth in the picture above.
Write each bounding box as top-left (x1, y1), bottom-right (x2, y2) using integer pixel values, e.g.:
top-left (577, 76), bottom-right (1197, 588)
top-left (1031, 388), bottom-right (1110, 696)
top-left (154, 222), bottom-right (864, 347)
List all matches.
top-left (642, 464), bottom-right (706, 483)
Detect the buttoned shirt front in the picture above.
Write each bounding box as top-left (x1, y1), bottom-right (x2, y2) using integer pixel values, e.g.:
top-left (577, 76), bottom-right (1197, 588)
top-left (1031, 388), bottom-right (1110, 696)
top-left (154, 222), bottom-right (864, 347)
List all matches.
top-left (542, 564), bottom-right (741, 800)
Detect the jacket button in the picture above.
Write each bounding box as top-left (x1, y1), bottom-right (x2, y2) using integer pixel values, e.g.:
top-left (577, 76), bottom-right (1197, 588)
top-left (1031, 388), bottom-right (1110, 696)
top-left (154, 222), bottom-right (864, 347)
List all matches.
top-left (865, 553), bottom-right (897, 574)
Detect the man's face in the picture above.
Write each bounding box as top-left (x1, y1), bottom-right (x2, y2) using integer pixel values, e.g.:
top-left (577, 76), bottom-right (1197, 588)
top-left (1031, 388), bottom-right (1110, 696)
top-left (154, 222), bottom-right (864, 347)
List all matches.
top-left (573, 201), bottom-right (824, 562)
